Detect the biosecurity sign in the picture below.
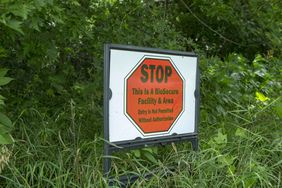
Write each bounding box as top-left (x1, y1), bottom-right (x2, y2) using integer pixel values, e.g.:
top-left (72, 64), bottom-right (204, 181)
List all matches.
top-left (104, 44), bottom-right (199, 145)
top-left (125, 57), bottom-right (184, 135)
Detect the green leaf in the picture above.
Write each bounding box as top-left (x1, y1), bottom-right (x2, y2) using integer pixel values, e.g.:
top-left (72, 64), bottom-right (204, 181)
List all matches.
top-left (253, 54), bottom-right (265, 65)
top-left (229, 164), bottom-right (236, 174)
top-left (255, 91), bottom-right (269, 102)
top-left (244, 176), bottom-right (257, 188)
top-left (30, 17), bottom-right (41, 31)
top-left (5, 20), bottom-right (24, 34)
top-left (0, 69), bottom-right (8, 77)
top-left (274, 101), bottom-right (282, 118)
top-left (131, 149), bottom-right (141, 158)
top-left (0, 95), bottom-right (5, 105)
top-left (0, 47), bottom-right (7, 58)
top-left (0, 95), bottom-right (6, 100)
top-left (235, 127), bottom-right (247, 138)
top-left (214, 130), bottom-right (227, 145)
top-left (10, 5), bottom-right (30, 20)
top-left (0, 0), bottom-right (11, 3)
top-left (0, 77), bottom-right (13, 86)
top-left (0, 133), bottom-right (13, 144)
top-left (0, 112), bottom-right (12, 128)
top-left (143, 150), bottom-right (158, 164)
top-left (0, 123), bottom-right (11, 133)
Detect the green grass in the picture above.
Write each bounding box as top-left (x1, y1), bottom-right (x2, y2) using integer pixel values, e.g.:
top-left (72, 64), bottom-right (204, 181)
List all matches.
top-left (0, 54), bottom-right (281, 187)
top-left (0, 96), bottom-right (281, 187)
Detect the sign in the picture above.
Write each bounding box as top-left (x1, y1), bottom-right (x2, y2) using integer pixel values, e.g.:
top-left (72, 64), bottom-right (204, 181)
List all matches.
top-left (125, 57), bottom-right (184, 135)
top-left (103, 44), bottom-right (199, 177)
top-left (104, 44), bottom-right (199, 145)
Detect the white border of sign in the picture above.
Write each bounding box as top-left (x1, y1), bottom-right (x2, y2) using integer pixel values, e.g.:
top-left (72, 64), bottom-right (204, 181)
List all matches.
top-left (104, 44), bottom-right (199, 145)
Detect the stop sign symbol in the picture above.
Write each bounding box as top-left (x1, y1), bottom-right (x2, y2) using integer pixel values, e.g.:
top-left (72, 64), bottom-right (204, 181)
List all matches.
top-left (125, 57), bottom-right (185, 135)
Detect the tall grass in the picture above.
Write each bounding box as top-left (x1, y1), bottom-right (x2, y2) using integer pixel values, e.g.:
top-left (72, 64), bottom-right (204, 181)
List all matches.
top-left (0, 105), bottom-right (106, 187)
top-left (0, 96), bottom-right (281, 187)
top-left (0, 146), bottom-right (11, 174)
top-left (0, 54), bottom-right (281, 187)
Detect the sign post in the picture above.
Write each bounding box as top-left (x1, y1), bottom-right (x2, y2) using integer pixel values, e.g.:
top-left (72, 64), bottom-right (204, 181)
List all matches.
top-left (103, 44), bottom-right (199, 184)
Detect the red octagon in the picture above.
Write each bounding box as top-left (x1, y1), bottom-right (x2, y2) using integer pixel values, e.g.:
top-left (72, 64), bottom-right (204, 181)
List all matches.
top-left (125, 57), bottom-right (184, 135)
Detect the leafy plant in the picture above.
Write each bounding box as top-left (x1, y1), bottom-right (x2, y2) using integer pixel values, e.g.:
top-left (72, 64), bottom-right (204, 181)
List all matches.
top-left (0, 1), bottom-right (281, 187)
top-left (173, 0), bottom-right (282, 57)
top-left (0, 68), bottom-right (13, 144)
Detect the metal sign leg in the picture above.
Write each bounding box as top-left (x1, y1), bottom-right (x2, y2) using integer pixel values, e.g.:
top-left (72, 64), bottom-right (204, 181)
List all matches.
top-left (103, 143), bottom-right (111, 176)
top-left (191, 138), bottom-right (198, 151)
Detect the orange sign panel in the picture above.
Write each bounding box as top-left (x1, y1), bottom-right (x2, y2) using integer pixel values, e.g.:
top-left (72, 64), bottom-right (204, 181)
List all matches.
top-left (125, 57), bottom-right (184, 135)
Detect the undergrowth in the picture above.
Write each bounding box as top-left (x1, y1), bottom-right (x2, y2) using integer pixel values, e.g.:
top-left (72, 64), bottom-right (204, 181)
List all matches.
top-left (0, 1), bottom-right (281, 187)
top-left (0, 53), bottom-right (281, 187)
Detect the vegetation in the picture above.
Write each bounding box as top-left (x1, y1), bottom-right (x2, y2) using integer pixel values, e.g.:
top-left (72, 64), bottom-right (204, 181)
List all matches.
top-left (0, 0), bottom-right (281, 187)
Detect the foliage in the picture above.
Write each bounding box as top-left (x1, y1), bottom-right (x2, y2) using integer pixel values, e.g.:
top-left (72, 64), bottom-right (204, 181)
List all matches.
top-left (0, 53), bottom-right (281, 187)
top-left (0, 0), bottom-right (281, 187)
top-left (200, 53), bottom-right (281, 124)
top-left (0, 68), bottom-right (13, 144)
top-left (173, 0), bottom-right (282, 58)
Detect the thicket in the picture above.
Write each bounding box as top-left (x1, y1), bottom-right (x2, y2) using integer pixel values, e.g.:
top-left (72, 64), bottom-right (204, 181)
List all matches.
top-left (0, 0), bottom-right (281, 187)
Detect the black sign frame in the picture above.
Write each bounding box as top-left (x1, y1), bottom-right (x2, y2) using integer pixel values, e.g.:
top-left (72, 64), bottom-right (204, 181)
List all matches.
top-left (103, 44), bottom-right (200, 184)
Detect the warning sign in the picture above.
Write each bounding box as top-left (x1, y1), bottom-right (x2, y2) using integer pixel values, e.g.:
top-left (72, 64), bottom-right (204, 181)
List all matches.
top-left (125, 57), bottom-right (184, 135)
top-left (105, 44), bottom-right (199, 143)
top-left (103, 45), bottom-right (199, 176)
